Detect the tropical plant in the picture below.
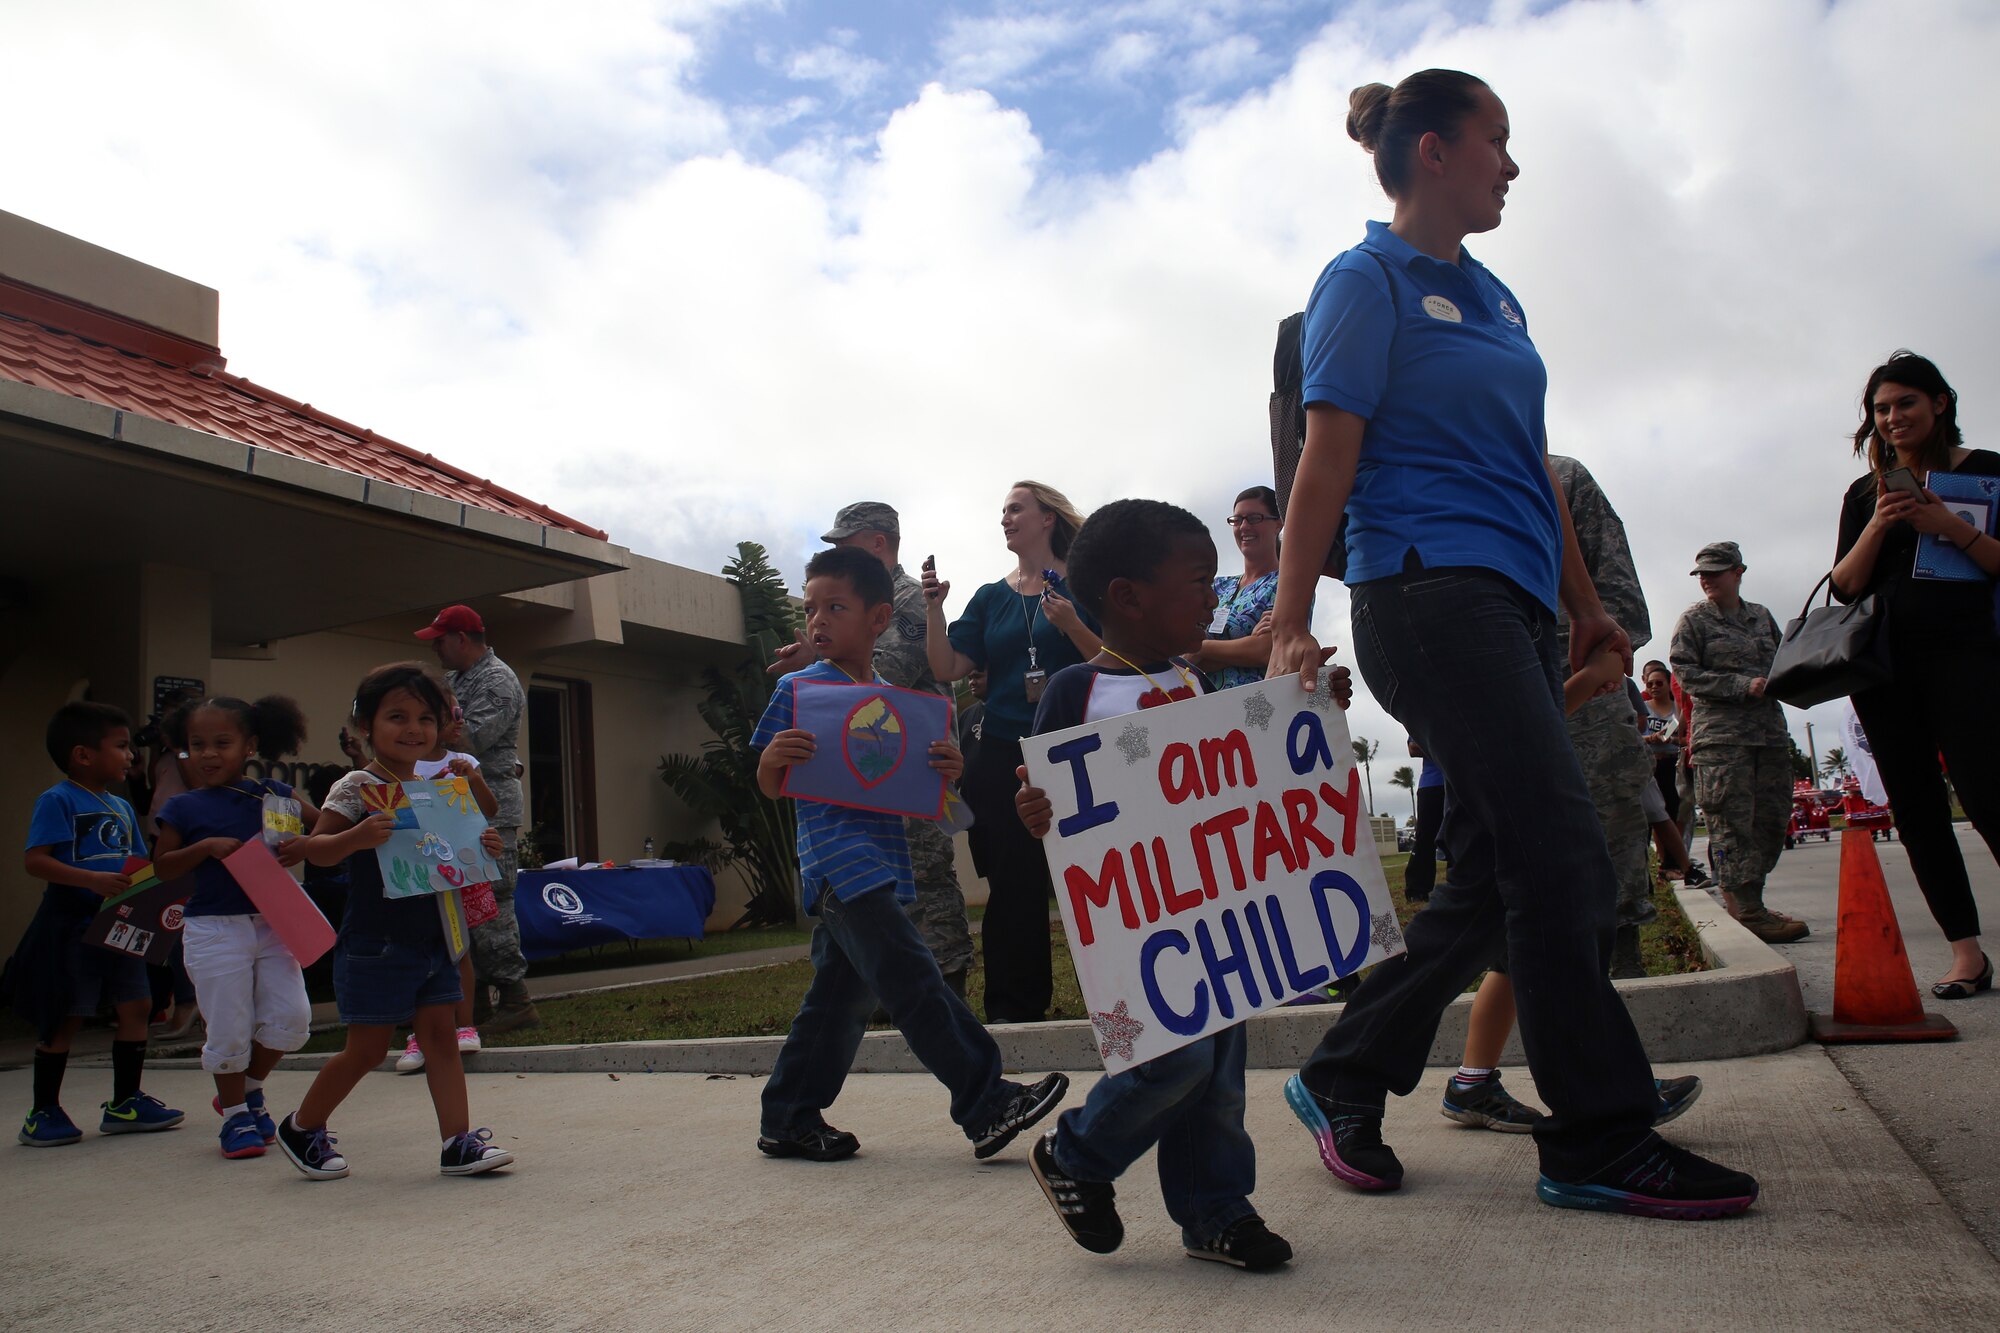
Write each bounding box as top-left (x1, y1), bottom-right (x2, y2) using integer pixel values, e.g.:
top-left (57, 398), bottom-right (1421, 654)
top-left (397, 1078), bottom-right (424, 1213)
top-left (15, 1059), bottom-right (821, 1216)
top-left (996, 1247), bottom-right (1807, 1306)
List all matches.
top-left (1388, 764), bottom-right (1417, 817)
top-left (658, 541), bottom-right (803, 928)
top-left (1352, 736), bottom-right (1379, 812)
top-left (1821, 747), bottom-right (1851, 783)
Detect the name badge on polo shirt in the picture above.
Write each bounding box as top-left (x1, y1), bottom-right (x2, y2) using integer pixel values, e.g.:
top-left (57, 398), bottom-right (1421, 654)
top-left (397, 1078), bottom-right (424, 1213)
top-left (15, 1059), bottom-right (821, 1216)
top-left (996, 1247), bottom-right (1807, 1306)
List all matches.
top-left (1421, 295), bottom-right (1463, 322)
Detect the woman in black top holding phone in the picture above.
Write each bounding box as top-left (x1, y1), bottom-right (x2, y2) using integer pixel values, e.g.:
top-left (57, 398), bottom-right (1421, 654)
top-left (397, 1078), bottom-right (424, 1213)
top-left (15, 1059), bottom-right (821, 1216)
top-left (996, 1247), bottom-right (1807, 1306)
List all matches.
top-left (1831, 351), bottom-right (2000, 997)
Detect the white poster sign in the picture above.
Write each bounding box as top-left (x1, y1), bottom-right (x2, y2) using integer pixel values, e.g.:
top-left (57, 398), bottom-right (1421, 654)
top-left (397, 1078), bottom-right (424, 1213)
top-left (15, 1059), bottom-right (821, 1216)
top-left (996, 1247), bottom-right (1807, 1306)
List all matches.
top-left (1022, 671), bottom-right (1405, 1069)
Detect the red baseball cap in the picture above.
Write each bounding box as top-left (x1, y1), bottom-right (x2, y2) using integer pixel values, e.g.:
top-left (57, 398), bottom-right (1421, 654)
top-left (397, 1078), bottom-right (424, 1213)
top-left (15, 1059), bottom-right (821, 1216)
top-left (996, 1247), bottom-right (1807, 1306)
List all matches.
top-left (415, 604), bottom-right (484, 640)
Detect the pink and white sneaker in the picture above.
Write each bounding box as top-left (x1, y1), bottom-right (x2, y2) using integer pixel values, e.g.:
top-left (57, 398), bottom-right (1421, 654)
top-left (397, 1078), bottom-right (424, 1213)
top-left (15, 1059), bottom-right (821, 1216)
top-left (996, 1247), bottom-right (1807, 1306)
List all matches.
top-left (456, 1027), bottom-right (482, 1054)
top-left (394, 1034), bottom-right (425, 1075)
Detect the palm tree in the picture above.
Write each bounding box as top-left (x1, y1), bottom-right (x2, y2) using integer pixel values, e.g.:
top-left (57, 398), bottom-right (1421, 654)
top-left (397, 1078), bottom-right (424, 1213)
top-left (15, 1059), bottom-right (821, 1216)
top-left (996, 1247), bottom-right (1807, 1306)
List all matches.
top-left (1353, 736), bottom-right (1379, 813)
top-left (1388, 764), bottom-right (1417, 817)
top-left (657, 541), bottom-right (803, 927)
top-left (1821, 747), bottom-right (1851, 784)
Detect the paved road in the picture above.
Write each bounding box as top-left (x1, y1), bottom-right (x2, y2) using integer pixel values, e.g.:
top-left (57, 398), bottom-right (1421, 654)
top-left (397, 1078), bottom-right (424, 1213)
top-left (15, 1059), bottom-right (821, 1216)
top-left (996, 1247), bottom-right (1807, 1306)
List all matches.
top-left (4, 1051), bottom-right (1998, 1331)
top-left (1736, 823), bottom-right (2000, 1258)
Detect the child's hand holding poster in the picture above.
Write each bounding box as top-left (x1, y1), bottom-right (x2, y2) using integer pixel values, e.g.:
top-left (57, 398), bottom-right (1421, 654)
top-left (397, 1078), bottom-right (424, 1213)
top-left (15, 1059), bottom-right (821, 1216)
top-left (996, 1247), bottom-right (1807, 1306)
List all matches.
top-left (781, 680), bottom-right (955, 820)
top-left (84, 858), bottom-right (190, 966)
top-left (1021, 671), bottom-right (1405, 1069)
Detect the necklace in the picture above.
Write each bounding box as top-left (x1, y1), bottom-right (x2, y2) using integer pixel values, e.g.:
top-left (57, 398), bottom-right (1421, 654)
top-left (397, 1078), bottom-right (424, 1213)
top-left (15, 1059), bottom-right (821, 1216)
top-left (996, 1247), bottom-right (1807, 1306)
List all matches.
top-left (1097, 647), bottom-right (1198, 699)
top-left (63, 779), bottom-right (122, 816)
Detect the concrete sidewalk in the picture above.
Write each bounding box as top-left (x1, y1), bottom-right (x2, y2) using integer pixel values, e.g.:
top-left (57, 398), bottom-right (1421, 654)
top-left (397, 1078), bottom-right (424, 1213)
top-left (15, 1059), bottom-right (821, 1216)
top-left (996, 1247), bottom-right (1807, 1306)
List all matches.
top-left (4, 1050), bottom-right (1997, 1330)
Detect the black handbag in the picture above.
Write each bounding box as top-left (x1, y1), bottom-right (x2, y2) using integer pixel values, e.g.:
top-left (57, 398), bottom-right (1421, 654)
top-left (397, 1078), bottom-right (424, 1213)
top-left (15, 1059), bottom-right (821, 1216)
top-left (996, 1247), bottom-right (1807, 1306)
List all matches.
top-left (1767, 572), bottom-right (1890, 708)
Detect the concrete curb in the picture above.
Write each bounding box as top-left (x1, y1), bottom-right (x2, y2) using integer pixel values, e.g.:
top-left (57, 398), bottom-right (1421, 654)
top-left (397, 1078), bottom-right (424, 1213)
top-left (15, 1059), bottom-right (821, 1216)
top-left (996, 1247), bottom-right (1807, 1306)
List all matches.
top-left (146, 888), bottom-right (1807, 1076)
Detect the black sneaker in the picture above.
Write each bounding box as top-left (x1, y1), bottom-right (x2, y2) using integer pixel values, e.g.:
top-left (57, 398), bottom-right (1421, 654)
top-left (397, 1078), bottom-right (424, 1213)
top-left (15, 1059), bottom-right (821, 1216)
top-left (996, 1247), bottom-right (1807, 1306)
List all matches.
top-left (440, 1127), bottom-right (515, 1176)
top-left (1029, 1131), bottom-right (1122, 1254)
top-left (1186, 1216), bottom-right (1293, 1270)
top-left (1284, 1074), bottom-right (1403, 1190)
top-left (757, 1123), bottom-right (861, 1162)
top-left (276, 1113), bottom-right (349, 1181)
top-left (1653, 1076), bottom-right (1703, 1127)
top-left (1684, 863), bottom-right (1710, 888)
top-left (1538, 1137), bottom-right (1758, 1220)
top-left (973, 1073), bottom-right (1069, 1160)
top-left (1440, 1072), bottom-right (1545, 1133)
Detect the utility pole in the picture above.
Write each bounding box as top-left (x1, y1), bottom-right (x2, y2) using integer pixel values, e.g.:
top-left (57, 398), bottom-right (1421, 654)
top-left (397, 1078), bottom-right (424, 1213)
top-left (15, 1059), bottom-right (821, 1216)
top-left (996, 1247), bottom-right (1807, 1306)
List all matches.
top-left (1805, 721), bottom-right (1818, 784)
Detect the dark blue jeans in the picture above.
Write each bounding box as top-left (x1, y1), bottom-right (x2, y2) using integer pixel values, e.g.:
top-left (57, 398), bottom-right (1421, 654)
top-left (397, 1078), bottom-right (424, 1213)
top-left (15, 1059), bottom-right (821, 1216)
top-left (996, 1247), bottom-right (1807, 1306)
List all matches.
top-left (1053, 1024), bottom-right (1257, 1246)
top-left (1300, 568), bottom-right (1659, 1176)
top-left (762, 883), bottom-right (1012, 1141)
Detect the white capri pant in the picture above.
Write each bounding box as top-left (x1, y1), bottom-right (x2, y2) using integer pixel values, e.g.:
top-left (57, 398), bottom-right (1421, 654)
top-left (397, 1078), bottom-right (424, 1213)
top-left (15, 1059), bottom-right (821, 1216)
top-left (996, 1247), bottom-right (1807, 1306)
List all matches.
top-left (1639, 773), bottom-right (1670, 825)
top-left (181, 914), bottom-right (312, 1074)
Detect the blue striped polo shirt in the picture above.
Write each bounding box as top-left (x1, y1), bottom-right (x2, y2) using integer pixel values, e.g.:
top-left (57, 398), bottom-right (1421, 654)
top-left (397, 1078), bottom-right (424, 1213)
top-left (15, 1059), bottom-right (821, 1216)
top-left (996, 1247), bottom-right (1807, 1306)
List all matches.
top-left (753, 660), bottom-right (915, 915)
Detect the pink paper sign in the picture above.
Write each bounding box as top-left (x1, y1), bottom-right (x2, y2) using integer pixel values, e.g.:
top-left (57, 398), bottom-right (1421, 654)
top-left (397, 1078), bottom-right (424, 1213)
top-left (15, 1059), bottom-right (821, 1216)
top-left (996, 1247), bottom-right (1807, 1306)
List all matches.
top-left (224, 840), bottom-right (336, 967)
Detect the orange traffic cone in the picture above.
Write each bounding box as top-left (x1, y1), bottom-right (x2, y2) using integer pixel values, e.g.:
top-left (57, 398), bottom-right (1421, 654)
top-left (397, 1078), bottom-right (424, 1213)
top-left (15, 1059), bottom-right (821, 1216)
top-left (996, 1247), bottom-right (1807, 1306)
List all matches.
top-left (1808, 829), bottom-right (1957, 1043)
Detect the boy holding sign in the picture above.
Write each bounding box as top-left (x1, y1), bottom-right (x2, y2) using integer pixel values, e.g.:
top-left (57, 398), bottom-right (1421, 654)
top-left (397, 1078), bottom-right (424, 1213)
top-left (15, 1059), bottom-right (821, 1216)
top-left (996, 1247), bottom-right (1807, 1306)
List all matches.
top-left (1016, 500), bottom-right (1351, 1270)
top-left (753, 546), bottom-right (1069, 1163)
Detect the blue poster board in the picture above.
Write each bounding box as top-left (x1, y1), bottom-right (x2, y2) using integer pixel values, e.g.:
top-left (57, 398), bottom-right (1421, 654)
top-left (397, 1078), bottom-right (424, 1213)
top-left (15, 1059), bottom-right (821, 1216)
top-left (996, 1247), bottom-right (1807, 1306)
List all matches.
top-left (780, 679), bottom-right (953, 819)
top-left (515, 866), bottom-right (718, 960)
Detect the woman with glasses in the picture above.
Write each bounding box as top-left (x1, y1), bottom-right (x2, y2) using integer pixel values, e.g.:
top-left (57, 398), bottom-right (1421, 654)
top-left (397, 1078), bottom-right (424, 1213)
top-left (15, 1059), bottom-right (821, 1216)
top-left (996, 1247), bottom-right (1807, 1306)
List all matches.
top-left (1192, 486), bottom-right (1284, 688)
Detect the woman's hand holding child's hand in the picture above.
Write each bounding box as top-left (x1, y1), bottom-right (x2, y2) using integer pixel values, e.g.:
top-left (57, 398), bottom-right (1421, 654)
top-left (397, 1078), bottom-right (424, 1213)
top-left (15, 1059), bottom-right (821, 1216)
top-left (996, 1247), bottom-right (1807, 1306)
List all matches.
top-left (927, 740), bottom-right (964, 784)
top-left (1014, 766), bottom-right (1053, 839)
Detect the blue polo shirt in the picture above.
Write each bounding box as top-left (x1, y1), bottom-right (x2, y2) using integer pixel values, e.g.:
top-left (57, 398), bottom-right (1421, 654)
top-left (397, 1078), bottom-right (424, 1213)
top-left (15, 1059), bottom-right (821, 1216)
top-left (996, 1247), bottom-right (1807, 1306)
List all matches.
top-left (1301, 220), bottom-right (1560, 610)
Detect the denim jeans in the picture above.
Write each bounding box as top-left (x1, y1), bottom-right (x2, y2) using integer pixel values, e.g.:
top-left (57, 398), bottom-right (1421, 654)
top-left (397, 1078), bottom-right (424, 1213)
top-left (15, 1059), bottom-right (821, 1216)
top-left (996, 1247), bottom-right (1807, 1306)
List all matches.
top-left (1054, 1024), bottom-right (1257, 1245)
top-left (1300, 567), bottom-right (1659, 1176)
top-left (762, 883), bottom-right (1011, 1140)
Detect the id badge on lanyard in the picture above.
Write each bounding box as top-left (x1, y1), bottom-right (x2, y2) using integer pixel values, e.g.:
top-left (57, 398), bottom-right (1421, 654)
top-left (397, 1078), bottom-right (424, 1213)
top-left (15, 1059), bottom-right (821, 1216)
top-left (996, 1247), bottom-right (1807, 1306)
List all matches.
top-left (1023, 647), bottom-right (1046, 704)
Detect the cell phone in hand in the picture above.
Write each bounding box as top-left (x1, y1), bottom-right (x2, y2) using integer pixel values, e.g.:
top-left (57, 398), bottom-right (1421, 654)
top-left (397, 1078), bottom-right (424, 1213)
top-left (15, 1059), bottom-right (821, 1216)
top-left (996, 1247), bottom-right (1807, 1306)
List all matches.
top-left (1882, 466), bottom-right (1928, 501)
top-left (923, 555), bottom-right (936, 573)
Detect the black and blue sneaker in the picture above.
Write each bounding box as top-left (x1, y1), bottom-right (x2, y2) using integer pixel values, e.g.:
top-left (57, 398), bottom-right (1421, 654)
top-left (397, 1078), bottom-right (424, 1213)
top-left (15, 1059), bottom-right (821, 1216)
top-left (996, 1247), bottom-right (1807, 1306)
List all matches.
top-left (1284, 1075), bottom-right (1404, 1190)
top-left (1186, 1216), bottom-right (1294, 1271)
top-left (441, 1127), bottom-right (515, 1176)
top-left (1654, 1076), bottom-right (1703, 1127)
top-left (277, 1113), bottom-right (349, 1180)
top-left (19, 1105), bottom-right (83, 1147)
top-left (99, 1093), bottom-right (185, 1135)
top-left (1441, 1072), bottom-right (1545, 1133)
top-left (1538, 1137), bottom-right (1757, 1220)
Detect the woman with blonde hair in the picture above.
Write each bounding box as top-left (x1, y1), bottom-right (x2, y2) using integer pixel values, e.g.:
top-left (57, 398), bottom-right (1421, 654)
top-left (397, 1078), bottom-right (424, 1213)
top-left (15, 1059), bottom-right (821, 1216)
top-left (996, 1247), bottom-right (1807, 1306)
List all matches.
top-left (924, 481), bottom-right (1099, 1022)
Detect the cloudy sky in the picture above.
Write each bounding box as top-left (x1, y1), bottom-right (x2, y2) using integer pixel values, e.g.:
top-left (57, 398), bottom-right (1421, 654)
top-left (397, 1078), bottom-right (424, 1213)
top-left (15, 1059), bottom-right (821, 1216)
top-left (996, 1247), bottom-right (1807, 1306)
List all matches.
top-left (7, 0), bottom-right (1996, 796)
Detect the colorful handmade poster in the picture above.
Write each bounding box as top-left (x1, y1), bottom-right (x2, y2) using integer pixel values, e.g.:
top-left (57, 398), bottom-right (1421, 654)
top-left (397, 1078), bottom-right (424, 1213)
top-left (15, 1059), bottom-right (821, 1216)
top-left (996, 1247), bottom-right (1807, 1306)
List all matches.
top-left (373, 777), bottom-right (501, 900)
top-left (1021, 669), bottom-right (1405, 1069)
top-left (782, 680), bottom-right (954, 819)
top-left (223, 841), bottom-right (336, 966)
top-left (83, 858), bottom-right (190, 966)
top-left (1914, 471), bottom-right (2000, 582)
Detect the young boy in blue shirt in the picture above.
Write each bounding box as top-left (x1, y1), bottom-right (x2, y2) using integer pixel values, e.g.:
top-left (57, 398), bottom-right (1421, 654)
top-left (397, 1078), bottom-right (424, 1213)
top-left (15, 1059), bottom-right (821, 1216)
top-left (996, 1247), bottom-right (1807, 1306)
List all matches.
top-left (8, 702), bottom-right (186, 1145)
top-left (753, 545), bottom-right (1068, 1162)
top-left (1015, 499), bottom-right (1353, 1271)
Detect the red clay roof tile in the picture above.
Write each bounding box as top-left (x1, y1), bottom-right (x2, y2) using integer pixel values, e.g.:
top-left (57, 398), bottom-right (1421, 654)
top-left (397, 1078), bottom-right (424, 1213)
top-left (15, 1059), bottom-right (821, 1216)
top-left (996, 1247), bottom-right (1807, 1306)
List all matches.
top-left (0, 310), bottom-right (606, 539)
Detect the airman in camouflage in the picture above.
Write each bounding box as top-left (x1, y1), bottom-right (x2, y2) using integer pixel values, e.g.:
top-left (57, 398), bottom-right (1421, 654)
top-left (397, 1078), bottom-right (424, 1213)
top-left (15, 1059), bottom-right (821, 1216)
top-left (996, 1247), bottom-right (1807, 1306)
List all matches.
top-left (1669, 541), bottom-right (1804, 943)
top-left (1549, 456), bottom-right (1658, 974)
top-left (820, 503), bottom-right (976, 987)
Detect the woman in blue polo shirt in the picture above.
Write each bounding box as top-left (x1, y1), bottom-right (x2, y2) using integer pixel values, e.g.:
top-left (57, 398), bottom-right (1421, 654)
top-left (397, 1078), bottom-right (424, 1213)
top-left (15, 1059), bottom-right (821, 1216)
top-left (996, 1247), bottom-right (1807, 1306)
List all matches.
top-left (1267, 69), bottom-right (1757, 1220)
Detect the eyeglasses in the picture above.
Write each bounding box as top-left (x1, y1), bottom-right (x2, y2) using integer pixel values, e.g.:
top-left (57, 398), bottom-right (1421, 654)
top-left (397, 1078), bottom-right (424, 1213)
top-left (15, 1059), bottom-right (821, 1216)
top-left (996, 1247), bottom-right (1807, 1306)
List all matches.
top-left (450, 706), bottom-right (464, 722)
top-left (1225, 514), bottom-right (1276, 527)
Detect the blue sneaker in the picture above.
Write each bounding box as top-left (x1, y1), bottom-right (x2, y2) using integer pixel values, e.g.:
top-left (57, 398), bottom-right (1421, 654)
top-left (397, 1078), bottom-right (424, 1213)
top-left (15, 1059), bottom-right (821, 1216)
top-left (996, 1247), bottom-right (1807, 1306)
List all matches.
top-left (1538, 1138), bottom-right (1758, 1220)
top-left (1654, 1076), bottom-right (1703, 1127)
top-left (1283, 1074), bottom-right (1403, 1190)
top-left (99, 1093), bottom-right (186, 1134)
top-left (19, 1105), bottom-right (84, 1147)
top-left (219, 1110), bottom-right (266, 1159)
top-left (212, 1091), bottom-right (279, 1144)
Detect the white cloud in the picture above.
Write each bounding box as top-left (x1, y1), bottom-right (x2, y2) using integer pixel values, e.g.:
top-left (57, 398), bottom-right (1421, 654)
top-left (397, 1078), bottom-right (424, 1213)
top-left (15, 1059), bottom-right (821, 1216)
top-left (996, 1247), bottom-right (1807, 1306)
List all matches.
top-left (4, 0), bottom-right (1998, 767)
top-left (782, 43), bottom-right (886, 98)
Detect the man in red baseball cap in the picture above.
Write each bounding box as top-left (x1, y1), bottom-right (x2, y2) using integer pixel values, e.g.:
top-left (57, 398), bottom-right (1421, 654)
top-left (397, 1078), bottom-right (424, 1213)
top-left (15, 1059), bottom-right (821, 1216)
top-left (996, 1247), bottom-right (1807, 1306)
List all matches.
top-left (414, 605), bottom-right (538, 1033)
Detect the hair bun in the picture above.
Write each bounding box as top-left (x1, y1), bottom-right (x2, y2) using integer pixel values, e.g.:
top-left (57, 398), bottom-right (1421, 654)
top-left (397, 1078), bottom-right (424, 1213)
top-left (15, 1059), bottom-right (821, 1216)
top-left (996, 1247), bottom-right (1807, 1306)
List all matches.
top-left (1347, 83), bottom-right (1392, 150)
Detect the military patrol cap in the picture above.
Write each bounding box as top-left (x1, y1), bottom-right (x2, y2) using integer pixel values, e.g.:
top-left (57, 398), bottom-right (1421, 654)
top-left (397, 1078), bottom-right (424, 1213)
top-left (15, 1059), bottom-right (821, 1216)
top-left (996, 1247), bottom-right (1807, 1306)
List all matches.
top-left (822, 501), bottom-right (900, 542)
top-left (1690, 540), bottom-right (1744, 575)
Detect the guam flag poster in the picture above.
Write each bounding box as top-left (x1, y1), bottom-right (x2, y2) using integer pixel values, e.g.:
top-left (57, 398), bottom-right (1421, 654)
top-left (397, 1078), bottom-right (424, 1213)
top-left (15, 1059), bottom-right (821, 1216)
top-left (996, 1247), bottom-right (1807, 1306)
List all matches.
top-left (782, 680), bottom-right (954, 820)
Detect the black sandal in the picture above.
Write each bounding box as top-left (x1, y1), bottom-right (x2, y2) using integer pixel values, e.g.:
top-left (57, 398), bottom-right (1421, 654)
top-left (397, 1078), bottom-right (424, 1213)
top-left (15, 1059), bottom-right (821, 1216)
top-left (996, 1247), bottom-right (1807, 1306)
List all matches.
top-left (1932, 953), bottom-right (1994, 1000)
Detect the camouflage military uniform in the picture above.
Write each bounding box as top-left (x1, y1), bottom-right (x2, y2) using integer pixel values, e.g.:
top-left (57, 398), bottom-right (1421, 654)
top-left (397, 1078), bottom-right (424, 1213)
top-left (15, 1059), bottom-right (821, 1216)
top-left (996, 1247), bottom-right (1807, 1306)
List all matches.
top-left (880, 565), bottom-right (975, 977)
top-left (449, 648), bottom-right (530, 989)
top-left (1670, 598), bottom-right (1789, 912)
top-left (1550, 456), bottom-right (1658, 931)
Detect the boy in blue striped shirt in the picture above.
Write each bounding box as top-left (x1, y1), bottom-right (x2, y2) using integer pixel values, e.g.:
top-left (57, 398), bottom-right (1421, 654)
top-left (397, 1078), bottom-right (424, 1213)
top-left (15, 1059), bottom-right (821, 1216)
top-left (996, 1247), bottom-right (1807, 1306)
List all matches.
top-left (752, 545), bottom-right (1068, 1162)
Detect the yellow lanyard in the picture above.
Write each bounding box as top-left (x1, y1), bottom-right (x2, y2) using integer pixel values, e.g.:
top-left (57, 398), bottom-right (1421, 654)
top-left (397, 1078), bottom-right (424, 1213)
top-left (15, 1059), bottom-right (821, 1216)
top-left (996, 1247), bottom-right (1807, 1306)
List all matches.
top-left (1097, 648), bottom-right (1198, 699)
top-left (819, 661), bottom-right (880, 685)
